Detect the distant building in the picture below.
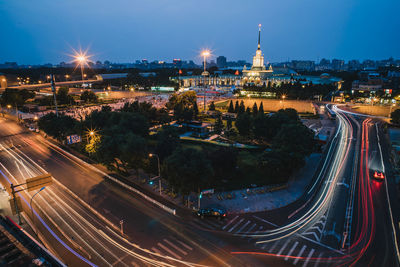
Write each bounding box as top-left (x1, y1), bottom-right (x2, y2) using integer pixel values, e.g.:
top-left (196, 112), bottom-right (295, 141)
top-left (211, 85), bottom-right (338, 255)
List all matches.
top-left (242, 25), bottom-right (273, 84)
top-left (290, 60), bottom-right (315, 71)
top-left (352, 71), bottom-right (383, 92)
top-left (332, 59), bottom-right (345, 71)
top-left (348, 60), bottom-right (361, 71)
top-left (216, 56), bottom-right (227, 69)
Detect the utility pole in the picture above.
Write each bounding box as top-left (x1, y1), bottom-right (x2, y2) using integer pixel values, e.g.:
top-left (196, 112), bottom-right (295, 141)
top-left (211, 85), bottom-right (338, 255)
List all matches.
top-left (50, 74), bottom-right (59, 117)
top-left (10, 184), bottom-right (22, 225)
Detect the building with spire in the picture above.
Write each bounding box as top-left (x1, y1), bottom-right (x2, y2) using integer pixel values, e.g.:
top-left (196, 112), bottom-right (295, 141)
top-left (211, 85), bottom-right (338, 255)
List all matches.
top-left (242, 24), bottom-right (273, 85)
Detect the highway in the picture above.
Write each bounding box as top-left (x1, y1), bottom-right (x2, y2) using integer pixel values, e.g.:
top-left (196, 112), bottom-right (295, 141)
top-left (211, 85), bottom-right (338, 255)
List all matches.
top-left (0, 117), bottom-right (250, 266)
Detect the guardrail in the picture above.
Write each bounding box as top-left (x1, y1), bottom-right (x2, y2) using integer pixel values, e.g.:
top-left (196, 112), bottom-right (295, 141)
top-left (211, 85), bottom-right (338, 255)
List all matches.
top-left (1, 216), bottom-right (66, 267)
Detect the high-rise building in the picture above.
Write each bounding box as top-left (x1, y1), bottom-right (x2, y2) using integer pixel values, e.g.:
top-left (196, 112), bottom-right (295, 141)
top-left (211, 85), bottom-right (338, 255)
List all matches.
top-left (332, 59), bottom-right (345, 71)
top-left (216, 56), bottom-right (227, 68)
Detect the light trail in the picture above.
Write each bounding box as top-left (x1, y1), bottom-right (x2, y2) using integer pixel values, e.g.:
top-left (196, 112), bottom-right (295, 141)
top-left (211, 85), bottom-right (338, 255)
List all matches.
top-left (241, 109), bottom-right (353, 244)
top-left (0, 141), bottom-right (217, 267)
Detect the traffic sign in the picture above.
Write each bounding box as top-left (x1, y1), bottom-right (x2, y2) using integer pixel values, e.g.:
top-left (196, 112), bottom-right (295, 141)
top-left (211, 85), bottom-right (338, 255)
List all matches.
top-left (67, 134), bottom-right (82, 145)
top-left (26, 173), bottom-right (53, 192)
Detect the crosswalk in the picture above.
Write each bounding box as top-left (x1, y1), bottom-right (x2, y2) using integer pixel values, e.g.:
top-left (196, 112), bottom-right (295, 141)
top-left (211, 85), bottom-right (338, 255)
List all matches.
top-left (255, 238), bottom-right (332, 267)
top-left (191, 214), bottom-right (268, 235)
top-left (150, 236), bottom-right (194, 262)
top-left (189, 214), bottom-right (342, 266)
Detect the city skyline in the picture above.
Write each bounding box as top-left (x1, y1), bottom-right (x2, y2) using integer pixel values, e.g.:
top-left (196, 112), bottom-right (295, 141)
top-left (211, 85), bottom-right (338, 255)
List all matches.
top-left (1, 0), bottom-right (400, 65)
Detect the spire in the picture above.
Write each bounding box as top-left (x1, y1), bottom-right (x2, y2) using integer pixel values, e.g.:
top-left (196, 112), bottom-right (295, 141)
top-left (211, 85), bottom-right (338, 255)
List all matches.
top-left (257, 24), bottom-right (261, 50)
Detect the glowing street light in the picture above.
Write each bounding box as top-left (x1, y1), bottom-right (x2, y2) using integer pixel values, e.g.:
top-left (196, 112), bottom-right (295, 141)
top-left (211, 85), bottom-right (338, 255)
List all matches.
top-left (72, 49), bottom-right (91, 81)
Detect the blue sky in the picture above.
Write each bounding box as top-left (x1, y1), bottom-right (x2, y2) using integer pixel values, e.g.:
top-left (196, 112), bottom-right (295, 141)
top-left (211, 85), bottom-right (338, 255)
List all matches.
top-left (1, 0), bottom-right (399, 64)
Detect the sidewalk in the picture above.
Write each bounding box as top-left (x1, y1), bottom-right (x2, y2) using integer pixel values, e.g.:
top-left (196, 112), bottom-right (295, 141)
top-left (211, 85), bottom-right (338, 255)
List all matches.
top-left (198, 153), bottom-right (321, 214)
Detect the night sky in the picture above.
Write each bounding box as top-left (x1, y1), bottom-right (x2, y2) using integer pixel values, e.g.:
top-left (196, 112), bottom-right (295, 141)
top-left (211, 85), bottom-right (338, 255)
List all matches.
top-left (1, 0), bottom-right (399, 64)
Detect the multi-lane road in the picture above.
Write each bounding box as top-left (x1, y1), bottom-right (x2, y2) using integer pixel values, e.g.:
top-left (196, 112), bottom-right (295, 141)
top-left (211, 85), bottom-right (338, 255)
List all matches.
top-left (0, 106), bottom-right (399, 266)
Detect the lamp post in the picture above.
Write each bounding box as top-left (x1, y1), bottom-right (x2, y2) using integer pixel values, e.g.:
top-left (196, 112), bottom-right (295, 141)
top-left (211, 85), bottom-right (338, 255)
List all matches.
top-left (201, 50), bottom-right (210, 112)
top-left (30, 186), bottom-right (46, 237)
top-left (149, 153), bottom-right (161, 195)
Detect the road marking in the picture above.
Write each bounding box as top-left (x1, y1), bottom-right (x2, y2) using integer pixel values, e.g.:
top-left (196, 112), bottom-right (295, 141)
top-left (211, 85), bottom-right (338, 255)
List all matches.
top-left (300, 235), bottom-right (345, 255)
top-left (285, 241), bottom-right (299, 261)
top-left (205, 220), bottom-right (223, 229)
top-left (222, 215), bottom-right (239, 230)
top-left (243, 223), bottom-right (257, 234)
top-left (277, 238), bottom-right (291, 256)
top-left (268, 240), bottom-right (280, 253)
top-left (171, 238), bottom-right (193, 251)
top-left (252, 215), bottom-right (278, 227)
top-left (293, 245), bottom-right (307, 265)
top-left (151, 247), bottom-right (163, 255)
top-left (157, 242), bottom-right (182, 260)
top-left (302, 248), bottom-right (315, 267)
top-left (236, 220), bottom-right (251, 233)
top-left (314, 252), bottom-right (323, 267)
top-left (228, 218), bottom-right (244, 232)
top-left (302, 231), bottom-right (320, 241)
top-left (194, 220), bottom-right (216, 230)
top-left (163, 239), bottom-right (188, 255)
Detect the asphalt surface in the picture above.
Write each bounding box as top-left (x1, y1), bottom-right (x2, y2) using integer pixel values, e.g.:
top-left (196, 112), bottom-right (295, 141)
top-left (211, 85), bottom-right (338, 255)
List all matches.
top-left (0, 107), bottom-right (399, 267)
top-left (0, 117), bottom-right (252, 266)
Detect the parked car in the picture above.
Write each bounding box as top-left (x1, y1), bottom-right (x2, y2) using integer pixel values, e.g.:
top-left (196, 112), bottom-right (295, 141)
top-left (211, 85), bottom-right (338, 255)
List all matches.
top-left (196, 207), bottom-right (227, 219)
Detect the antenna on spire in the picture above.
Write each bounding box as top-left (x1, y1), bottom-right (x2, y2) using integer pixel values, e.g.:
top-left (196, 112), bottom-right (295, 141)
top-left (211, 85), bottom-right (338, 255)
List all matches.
top-left (257, 24), bottom-right (262, 50)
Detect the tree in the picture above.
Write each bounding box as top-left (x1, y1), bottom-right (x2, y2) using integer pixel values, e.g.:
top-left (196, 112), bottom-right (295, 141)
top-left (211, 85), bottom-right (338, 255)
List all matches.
top-left (209, 101), bottom-right (216, 111)
top-left (235, 113), bottom-right (252, 136)
top-left (259, 102), bottom-right (264, 114)
top-left (238, 100), bottom-right (245, 114)
top-left (245, 106), bottom-right (251, 115)
top-left (391, 109), bottom-right (400, 125)
top-left (38, 113), bottom-right (78, 140)
top-left (193, 101), bottom-right (199, 118)
top-left (234, 101), bottom-right (239, 113)
top-left (81, 90), bottom-right (98, 103)
top-left (252, 102), bottom-right (258, 115)
top-left (226, 117), bottom-right (232, 130)
top-left (228, 100), bottom-right (235, 113)
top-left (273, 123), bottom-right (315, 156)
top-left (156, 126), bottom-right (180, 160)
top-left (166, 91), bottom-right (197, 121)
top-left (56, 87), bottom-right (74, 105)
top-left (162, 148), bottom-right (213, 198)
top-left (0, 88), bottom-right (35, 107)
top-left (214, 114), bottom-right (223, 134)
top-left (207, 147), bottom-right (238, 179)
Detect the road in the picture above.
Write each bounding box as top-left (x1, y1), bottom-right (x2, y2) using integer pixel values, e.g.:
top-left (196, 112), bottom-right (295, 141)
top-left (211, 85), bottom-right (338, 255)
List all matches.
top-left (0, 105), bottom-right (399, 266)
top-left (0, 117), bottom-right (251, 266)
top-left (185, 106), bottom-right (400, 267)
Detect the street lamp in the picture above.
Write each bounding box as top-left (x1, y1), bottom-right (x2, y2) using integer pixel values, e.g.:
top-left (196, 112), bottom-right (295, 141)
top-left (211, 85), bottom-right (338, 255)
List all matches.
top-left (149, 153), bottom-right (161, 195)
top-left (201, 50), bottom-right (210, 112)
top-left (73, 51), bottom-right (90, 81)
top-left (30, 186), bottom-right (46, 237)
